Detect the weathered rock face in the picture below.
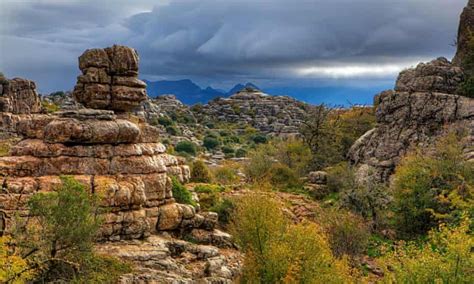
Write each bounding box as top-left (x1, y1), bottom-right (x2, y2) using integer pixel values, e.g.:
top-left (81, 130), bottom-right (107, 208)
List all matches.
top-left (194, 87), bottom-right (311, 137)
top-left (0, 77), bottom-right (42, 114)
top-left (73, 45), bottom-right (147, 111)
top-left (453, 0), bottom-right (474, 66)
top-left (395, 58), bottom-right (464, 94)
top-left (349, 59), bottom-right (474, 181)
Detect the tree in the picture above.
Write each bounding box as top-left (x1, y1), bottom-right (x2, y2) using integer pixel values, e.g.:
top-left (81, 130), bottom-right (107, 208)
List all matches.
top-left (300, 105), bottom-right (343, 169)
top-left (5, 176), bottom-right (129, 283)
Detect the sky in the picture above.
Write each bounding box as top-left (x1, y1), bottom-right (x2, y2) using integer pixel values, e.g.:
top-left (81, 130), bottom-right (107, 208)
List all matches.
top-left (0, 0), bottom-right (468, 104)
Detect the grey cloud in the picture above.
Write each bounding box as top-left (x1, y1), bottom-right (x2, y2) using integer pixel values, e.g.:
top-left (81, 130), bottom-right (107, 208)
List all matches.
top-left (0, 0), bottom-right (468, 92)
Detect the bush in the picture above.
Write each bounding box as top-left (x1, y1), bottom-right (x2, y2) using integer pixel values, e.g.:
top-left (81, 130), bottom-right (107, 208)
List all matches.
top-left (193, 184), bottom-right (224, 210)
top-left (339, 171), bottom-right (390, 229)
top-left (235, 148), bottom-right (247, 158)
top-left (381, 216), bottom-right (473, 283)
top-left (203, 136), bottom-right (220, 150)
top-left (158, 116), bottom-right (173, 127)
top-left (269, 163), bottom-right (302, 190)
top-left (326, 162), bottom-right (356, 193)
top-left (231, 193), bottom-right (352, 283)
top-left (4, 176), bottom-right (129, 283)
top-left (210, 198), bottom-right (235, 225)
top-left (212, 163), bottom-right (240, 185)
top-left (322, 209), bottom-right (370, 258)
top-left (41, 101), bottom-right (60, 113)
top-left (392, 131), bottom-right (473, 237)
top-left (243, 144), bottom-right (275, 183)
top-left (251, 133), bottom-right (268, 144)
top-left (190, 160), bottom-right (212, 183)
top-left (171, 177), bottom-right (195, 206)
top-left (175, 141), bottom-right (197, 156)
top-left (274, 138), bottom-right (312, 176)
top-left (165, 125), bottom-right (180, 135)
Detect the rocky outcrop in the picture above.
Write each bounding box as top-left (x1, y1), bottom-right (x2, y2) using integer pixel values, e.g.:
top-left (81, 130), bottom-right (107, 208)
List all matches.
top-left (96, 234), bottom-right (241, 283)
top-left (194, 87), bottom-right (311, 137)
top-left (452, 0), bottom-right (474, 66)
top-left (0, 46), bottom-right (215, 242)
top-left (395, 58), bottom-right (464, 94)
top-left (349, 59), bottom-right (473, 181)
top-left (72, 45), bottom-right (147, 111)
top-left (0, 77), bottom-right (42, 114)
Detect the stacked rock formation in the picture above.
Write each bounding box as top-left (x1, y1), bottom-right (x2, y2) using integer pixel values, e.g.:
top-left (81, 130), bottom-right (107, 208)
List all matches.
top-left (73, 45), bottom-right (147, 112)
top-left (0, 46), bottom-right (220, 241)
top-left (194, 87), bottom-right (311, 137)
top-left (0, 76), bottom-right (42, 114)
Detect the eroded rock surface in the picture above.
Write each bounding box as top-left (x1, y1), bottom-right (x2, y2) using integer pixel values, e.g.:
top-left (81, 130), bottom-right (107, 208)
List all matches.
top-left (73, 45), bottom-right (147, 111)
top-left (349, 64), bottom-right (474, 181)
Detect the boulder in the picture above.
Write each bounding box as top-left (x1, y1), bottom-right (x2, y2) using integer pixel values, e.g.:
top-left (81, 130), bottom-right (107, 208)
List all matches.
top-left (395, 58), bottom-right (464, 94)
top-left (73, 45), bottom-right (147, 111)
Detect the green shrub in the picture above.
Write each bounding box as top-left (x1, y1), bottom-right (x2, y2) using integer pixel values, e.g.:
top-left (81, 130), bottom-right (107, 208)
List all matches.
top-left (190, 160), bottom-right (212, 183)
top-left (193, 184), bottom-right (224, 210)
top-left (392, 131), bottom-right (473, 237)
top-left (274, 138), bottom-right (312, 176)
top-left (171, 177), bottom-right (195, 206)
top-left (212, 163), bottom-right (240, 185)
top-left (203, 136), bottom-right (220, 150)
top-left (165, 125), bottom-right (180, 135)
top-left (210, 198), bottom-right (235, 225)
top-left (158, 116), bottom-right (173, 127)
top-left (243, 144), bottom-right (275, 183)
top-left (269, 163), bottom-right (302, 190)
top-left (175, 140), bottom-right (197, 156)
top-left (231, 193), bottom-right (352, 283)
top-left (251, 133), bottom-right (268, 144)
top-left (326, 162), bottom-right (356, 193)
top-left (235, 148), bottom-right (247, 158)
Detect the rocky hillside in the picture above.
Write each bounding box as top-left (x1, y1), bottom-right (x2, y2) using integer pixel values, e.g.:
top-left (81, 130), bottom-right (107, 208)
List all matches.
top-left (193, 87), bottom-right (312, 137)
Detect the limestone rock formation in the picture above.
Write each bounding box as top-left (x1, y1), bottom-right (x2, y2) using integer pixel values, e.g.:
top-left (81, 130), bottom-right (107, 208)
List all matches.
top-left (73, 45), bottom-right (147, 111)
top-left (453, 0), bottom-right (474, 66)
top-left (349, 62), bottom-right (474, 181)
top-left (395, 57), bottom-right (464, 94)
top-left (0, 77), bottom-right (42, 114)
top-left (0, 46), bottom-right (213, 242)
top-left (194, 87), bottom-right (311, 137)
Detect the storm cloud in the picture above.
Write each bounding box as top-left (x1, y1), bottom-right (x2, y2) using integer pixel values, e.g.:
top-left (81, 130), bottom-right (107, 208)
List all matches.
top-left (0, 0), bottom-right (467, 93)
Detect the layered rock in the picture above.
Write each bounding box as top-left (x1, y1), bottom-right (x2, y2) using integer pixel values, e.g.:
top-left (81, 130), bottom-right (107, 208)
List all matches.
top-left (0, 46), bottom-right (201, 241)
top-left (349, 61), bottom-right (474, 181)
top-left (452, 0), bottom-right (474, 66)
top-left (0, 77), bottom-right (42, 114)
top-left (194, 87), bottom-right (311, 137)
top-left (73, 45), bottom-right (147, 111)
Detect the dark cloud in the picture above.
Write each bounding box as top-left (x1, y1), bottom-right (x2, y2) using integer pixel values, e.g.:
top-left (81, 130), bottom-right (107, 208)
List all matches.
top-left (0, 0), bottom-right (467, 93)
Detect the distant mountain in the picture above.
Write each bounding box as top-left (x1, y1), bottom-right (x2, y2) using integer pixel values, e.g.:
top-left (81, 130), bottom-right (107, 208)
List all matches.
top-left (226, 82), bottom-right (260, 96)
top-left (144, 79), bottom-right (261, 104)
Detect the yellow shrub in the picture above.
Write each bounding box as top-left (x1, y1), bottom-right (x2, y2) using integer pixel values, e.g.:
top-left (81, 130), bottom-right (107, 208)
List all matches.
top-left (381, 216), bottom-right (474, 283)
top-left (0, 236), bottom-right (36, 283)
